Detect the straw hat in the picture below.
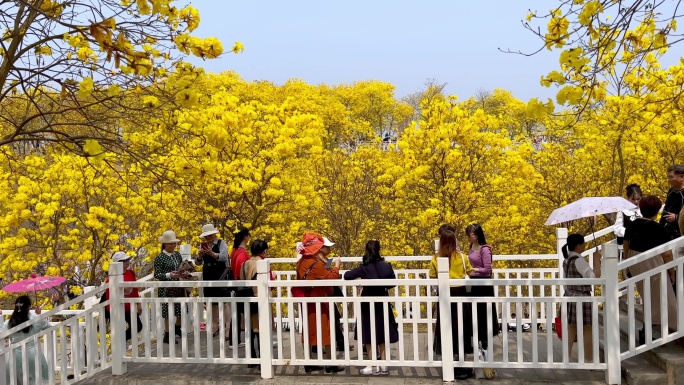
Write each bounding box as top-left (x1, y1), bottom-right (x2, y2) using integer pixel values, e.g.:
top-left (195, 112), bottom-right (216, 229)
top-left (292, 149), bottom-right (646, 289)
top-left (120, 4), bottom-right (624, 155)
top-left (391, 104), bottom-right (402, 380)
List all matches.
top-left (200, 224), bottom-right (219, 238)
top-left (159, 230), bottom-right (181, 244)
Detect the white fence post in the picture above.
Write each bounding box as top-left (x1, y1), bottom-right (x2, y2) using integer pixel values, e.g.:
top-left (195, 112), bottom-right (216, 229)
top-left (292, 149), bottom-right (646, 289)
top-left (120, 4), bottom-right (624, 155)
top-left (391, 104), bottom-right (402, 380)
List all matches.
top-left (83, 286), bottom-right (95, 310)
top-left (257, 259), bottom-right (274, 379)
top-left (602, 243), bottom-right (621, 384)
top-left (437, 257), bottom-right (454, 382)
top-left (109, 262), bottom-right (127, 375)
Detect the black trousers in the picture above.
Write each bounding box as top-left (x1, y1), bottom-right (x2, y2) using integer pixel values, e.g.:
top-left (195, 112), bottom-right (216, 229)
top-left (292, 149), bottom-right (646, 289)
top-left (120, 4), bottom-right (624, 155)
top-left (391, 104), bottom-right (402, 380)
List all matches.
top-left (228, 294), bottom-right (246, 343)
top-left (124, 311), bottom-right (144, 341)
top-left (104, 309), bottom-right (143, 341)
top-left (333, 287), bottom-right (346, 347)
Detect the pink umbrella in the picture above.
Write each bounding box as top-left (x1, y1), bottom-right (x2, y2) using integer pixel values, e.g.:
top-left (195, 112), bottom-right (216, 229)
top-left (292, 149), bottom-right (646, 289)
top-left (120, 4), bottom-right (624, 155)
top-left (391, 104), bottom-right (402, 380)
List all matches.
top-left (3, 275), bottom-right (66, 293)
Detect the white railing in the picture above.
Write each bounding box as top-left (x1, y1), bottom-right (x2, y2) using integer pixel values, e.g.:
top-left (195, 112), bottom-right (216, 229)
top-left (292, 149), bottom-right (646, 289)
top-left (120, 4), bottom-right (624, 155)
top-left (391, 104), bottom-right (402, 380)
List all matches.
top-left (1, 224), bottom-right (628, 385)
top-left (615, 236), bottom-right (684, 360)
top-left (0, 287), bottom-right (112, 385)
top-left (107, 248), bottom-right (620, 383)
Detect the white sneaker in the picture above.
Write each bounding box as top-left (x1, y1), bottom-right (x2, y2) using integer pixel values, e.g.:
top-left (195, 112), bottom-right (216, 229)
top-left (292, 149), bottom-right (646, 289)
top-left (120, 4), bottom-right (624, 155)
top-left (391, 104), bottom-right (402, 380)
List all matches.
top-left (378, 366), bottom-right (388, 375)
top-left (359, 366), bottom-right (377, 375)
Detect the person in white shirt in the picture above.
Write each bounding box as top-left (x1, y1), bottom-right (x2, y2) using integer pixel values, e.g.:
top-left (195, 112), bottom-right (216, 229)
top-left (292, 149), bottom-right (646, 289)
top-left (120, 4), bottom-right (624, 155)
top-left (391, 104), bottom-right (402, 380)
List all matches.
top-left (614, 184), bottom-right (642, 257)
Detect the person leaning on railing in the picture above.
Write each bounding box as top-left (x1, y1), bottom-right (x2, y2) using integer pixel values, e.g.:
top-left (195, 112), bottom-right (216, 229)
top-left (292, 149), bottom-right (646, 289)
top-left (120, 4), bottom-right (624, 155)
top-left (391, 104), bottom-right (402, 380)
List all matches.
top-left (295, 232), bottom-right (345, 374)
top-left (429, 230), bottom-right (475, 381)
top-left (623, 195), bottom-right (677, 342)
top-left (562, 233), bottom-right (601, 363)
top-left (343, 240), bottom-right (399, 376)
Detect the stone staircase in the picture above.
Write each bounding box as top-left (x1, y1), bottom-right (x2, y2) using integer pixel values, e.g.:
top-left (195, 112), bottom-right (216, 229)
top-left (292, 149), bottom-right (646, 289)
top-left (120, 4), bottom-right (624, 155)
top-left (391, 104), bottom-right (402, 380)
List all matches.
top-left (599, 300), bottom-right (684, 385)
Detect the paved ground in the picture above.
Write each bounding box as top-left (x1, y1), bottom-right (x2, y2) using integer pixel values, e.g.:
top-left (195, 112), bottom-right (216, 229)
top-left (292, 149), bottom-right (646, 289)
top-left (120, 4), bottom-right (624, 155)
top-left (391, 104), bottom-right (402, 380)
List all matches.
top-left (77, 362), bottom-right (607, 384)
top-left (75, 329), bottom-right (608, 385)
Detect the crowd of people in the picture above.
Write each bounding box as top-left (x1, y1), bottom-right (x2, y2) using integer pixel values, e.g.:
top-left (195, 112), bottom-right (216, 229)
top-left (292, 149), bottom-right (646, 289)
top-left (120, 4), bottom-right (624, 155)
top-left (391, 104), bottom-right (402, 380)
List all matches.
top-left (3, 165), bottom-right (683, 383)
top-left (98, 222), bottom-right (499, 380)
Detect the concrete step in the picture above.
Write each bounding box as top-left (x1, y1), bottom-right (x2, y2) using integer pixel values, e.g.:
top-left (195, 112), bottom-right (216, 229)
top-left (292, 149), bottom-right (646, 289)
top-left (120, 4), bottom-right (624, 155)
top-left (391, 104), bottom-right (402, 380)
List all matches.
top-left (598, 321), bottom-right (667, 385)
top-left (621, 355), bottom-right (669, 385)
top-left (599, 311), bottom-right (668, 385)
top-left (643, 343), bottom-right (684, 385)
top-left (598, 305), bottom-right (644, 346)
top-left (600, 301), bottom-right (684, 385)
top-left (619, 298), bottom-right (647, 324)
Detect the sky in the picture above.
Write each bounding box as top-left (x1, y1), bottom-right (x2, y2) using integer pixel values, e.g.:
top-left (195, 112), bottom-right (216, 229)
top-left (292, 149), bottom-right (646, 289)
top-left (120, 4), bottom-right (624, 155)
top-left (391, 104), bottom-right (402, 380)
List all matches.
top-left (188, 0), bottom-right (560, 102)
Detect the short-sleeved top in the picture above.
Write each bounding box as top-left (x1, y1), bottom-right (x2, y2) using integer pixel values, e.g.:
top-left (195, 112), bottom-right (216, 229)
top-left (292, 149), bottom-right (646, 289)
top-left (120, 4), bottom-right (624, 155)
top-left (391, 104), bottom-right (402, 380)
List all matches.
top-left (624, 218), bottom-right (670, 252)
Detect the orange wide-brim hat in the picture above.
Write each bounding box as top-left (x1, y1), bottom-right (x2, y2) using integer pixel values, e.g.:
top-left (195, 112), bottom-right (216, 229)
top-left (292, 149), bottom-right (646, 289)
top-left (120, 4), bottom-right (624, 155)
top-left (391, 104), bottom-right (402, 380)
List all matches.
top-left (298, 232), bottom-right (325, 256)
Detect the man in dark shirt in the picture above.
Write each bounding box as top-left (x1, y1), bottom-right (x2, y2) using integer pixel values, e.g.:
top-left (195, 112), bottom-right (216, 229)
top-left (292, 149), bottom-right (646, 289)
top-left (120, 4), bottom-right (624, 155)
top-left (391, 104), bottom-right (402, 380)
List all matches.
top-left (661, 165), bottom-right (684, 239)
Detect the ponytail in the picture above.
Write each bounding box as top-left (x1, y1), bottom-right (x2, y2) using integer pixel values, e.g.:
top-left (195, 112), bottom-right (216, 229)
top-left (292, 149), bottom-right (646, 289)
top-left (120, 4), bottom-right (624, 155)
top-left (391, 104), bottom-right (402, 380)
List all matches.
top-left (563, 233), bottom-right (586, 259)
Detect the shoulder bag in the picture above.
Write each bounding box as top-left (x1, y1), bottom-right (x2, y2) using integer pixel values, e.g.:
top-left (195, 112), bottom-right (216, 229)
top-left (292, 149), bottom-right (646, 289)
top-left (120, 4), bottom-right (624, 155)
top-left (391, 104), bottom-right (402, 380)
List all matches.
top-left (291, 260), bottom-right (318, 298)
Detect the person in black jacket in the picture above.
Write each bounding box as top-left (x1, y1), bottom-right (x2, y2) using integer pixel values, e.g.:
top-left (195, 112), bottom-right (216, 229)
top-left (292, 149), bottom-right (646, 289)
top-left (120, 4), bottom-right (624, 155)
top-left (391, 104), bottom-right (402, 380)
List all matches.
top-left (661, 165), bottom-right (684, 239)
top-left (344, 240), bottom-right (398, 376)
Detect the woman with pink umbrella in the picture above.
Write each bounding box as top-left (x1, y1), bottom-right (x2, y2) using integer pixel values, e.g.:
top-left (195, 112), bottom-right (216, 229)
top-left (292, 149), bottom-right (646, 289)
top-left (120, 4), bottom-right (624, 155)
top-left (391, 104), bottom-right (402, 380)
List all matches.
top-left (1, 295), bottom-right (50, 385)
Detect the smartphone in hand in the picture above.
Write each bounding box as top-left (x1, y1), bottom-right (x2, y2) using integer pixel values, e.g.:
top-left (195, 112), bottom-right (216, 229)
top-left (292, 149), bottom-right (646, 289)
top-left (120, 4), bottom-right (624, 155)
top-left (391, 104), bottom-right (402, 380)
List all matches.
top-left (325, 259), bottom-right (332, 269)
top-left (200, 242), bottom-right (208, 250)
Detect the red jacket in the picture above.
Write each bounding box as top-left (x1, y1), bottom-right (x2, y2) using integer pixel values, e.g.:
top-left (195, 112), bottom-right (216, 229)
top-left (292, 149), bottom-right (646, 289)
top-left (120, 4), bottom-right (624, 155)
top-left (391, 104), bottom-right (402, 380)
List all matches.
top-left (105, 269), bottom-right (139, 311)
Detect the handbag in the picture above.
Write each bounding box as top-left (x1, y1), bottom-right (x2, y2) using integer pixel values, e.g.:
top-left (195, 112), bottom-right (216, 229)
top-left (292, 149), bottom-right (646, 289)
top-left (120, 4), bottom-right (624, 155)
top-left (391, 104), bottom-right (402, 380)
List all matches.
top-left (235, 260), bottom-right (257, 298)
top-left (165, 286), bottom-right (186, 298)
top-left (214, 265), bottom-right (234, 297)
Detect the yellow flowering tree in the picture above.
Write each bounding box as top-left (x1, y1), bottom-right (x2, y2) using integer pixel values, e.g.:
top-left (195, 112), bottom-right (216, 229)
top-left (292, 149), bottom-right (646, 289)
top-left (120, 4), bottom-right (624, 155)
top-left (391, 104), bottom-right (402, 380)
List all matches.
top-left (524, 0), bottom-right (684, 203)
top-left (0, 0), bottom-right (232, 157)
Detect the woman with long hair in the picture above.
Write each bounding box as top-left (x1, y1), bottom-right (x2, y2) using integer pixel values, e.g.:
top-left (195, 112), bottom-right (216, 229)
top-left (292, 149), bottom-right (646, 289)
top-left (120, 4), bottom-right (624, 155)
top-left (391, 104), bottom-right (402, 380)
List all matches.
top-left (228, 226), bottom-right (251, 347)
top-left (2, 295), bottom-right (50, 385)
top-left (344, 240), bottom-right (399, 376)
top-left (429, 230), bottom-right (474, 380)
top-left (465, 224), bottom-right (500, 352)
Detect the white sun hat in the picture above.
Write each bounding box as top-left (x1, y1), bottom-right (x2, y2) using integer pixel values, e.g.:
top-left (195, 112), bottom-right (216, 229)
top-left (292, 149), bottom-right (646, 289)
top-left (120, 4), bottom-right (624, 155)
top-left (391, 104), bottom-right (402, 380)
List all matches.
top-left (159, 230), bottom-right (181, 244)
top-left (112, 251), bottom-right (130, 262)
top-left (200, 224), bottom-right (220, 238)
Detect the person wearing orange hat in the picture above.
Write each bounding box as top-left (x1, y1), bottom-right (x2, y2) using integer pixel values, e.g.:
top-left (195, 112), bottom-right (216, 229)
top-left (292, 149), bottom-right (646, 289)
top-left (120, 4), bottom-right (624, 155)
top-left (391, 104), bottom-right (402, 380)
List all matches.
top-left (295, 232), bottom-right (345, 374)
top-left (319, 237), bottom-right (353, 353)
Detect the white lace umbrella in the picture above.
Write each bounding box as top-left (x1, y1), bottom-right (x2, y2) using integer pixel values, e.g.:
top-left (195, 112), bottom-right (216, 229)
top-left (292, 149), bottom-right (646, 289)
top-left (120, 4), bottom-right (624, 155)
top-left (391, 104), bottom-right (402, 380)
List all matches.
top-left (545, 196), bottom-right (637, 225)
